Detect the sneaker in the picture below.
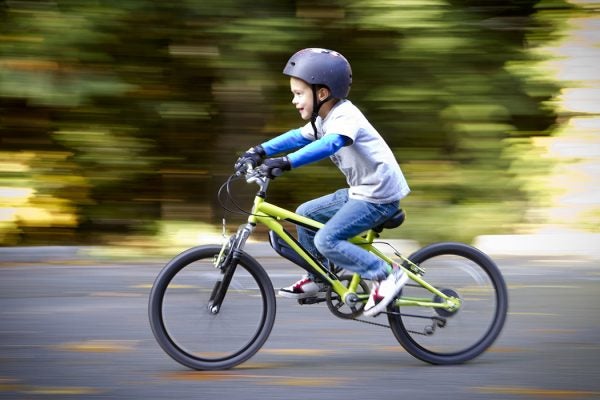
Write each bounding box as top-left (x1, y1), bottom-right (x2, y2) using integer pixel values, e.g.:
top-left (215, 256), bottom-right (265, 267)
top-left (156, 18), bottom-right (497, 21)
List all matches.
top-left (278, 275), bottom-right (325, 299)
top-left (363, 267), bottom-right (408, 317)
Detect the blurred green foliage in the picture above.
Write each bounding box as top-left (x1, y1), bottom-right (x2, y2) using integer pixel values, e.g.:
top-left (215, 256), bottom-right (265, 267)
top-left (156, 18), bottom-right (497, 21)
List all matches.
top-left (0, 0), bottom-right (578, 245)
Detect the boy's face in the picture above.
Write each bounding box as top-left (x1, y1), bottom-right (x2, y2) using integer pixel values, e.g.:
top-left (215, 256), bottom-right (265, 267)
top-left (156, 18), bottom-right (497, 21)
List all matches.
top-left (290, 77), bottom-right (313, 121)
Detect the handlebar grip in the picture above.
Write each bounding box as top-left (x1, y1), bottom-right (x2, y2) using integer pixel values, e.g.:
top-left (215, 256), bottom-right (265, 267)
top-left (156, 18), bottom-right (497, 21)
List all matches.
top-left (271, 168), bottom-right (283, 177)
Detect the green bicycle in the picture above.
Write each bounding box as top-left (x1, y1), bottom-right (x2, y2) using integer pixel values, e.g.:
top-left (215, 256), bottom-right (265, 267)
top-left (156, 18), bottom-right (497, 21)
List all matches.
top-left (148, 166), bottom-right (508, 370)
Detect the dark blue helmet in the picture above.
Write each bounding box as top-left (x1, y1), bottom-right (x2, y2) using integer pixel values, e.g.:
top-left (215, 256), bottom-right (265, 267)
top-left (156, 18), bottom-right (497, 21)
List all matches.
top-left (283, 48), bottom-right (352, 99)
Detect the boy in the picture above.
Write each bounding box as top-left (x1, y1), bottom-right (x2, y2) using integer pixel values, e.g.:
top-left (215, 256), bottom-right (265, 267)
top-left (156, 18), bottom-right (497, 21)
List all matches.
top-left (234, 48), bottom-right (410, 317)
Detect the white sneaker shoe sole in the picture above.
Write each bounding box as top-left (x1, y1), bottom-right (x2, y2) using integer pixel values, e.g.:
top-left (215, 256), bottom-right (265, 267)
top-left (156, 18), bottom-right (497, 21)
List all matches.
top-left (363, 272), bottom-right (408, 317)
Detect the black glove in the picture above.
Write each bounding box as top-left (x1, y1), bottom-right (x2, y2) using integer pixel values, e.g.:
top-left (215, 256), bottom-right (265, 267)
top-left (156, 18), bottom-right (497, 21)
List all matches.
top-left (259, 157), bottom-right (291, 179)
top-left (234, 145), bottom-right (266, 174)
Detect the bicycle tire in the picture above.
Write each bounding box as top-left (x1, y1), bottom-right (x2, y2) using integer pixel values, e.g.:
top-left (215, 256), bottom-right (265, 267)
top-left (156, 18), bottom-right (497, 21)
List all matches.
top-left (148, 245), bottom-right (276, 370)
top-left (388, 242), bottom-right (508, 365)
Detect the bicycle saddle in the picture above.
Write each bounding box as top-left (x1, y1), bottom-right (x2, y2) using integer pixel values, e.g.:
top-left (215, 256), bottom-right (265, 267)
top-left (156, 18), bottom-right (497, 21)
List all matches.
top-left (373, 209), bottom-right (406, 233)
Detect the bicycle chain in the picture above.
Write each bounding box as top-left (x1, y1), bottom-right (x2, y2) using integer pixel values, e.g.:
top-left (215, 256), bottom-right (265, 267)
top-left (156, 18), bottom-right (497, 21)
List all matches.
top-left (350, 316), bottom-right (390, 329)
top-left (323, 292), bottom-right (431, 335)
top-left (350, 312), bottom-right (430, 336)
top-left (323, 282), bottom-right (433, 335)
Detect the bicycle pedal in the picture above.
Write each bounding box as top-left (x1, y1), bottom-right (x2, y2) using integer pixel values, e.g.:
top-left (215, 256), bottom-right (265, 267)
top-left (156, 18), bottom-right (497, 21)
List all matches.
top-left (297, 295), bottom-right (327, 305)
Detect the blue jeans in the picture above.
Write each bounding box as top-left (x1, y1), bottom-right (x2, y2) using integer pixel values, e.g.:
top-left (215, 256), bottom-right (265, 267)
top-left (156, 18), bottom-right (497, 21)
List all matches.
top-left (296, 188), bottom-right (400, 281)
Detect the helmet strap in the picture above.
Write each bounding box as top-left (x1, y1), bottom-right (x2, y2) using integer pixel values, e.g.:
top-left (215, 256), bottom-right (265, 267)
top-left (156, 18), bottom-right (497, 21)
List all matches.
top-left (310, 84), bottom-right (333, 140)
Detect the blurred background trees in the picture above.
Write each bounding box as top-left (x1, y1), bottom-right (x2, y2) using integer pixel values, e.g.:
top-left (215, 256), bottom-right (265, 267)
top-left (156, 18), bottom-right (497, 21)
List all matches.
top-left (1, 0), bottom-right (598, 247)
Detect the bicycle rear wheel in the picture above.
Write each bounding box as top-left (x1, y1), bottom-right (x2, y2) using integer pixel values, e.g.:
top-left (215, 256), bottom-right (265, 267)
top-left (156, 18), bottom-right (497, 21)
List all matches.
top-left (388, 242), bottom-right (508, 365)
top-left (148, 245), bottom-right (276, 370)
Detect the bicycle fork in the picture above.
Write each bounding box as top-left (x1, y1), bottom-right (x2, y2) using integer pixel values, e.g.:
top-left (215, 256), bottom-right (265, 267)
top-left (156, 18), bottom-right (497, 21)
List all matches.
top-left (207, 223), bottom-right (254, 314)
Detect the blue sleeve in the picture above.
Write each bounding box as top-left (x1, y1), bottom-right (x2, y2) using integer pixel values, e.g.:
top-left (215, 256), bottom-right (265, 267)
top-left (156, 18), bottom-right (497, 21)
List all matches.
top-left (261, 129), bottom-right (311, 157)
top-left (287, 134), bottom-right (350, 168)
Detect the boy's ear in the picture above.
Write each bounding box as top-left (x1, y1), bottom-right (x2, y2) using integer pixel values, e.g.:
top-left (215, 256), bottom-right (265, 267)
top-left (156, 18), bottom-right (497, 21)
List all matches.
top-left (317, 87), bottom-right (331, 101)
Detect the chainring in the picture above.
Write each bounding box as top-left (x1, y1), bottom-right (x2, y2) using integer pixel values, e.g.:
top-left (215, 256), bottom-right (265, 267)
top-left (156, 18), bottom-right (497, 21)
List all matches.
top-left (325, 275), bottom-right (371, 319)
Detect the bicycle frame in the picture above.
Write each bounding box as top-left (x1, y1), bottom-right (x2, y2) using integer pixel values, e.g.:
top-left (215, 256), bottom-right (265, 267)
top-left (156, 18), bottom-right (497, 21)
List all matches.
top-left (229, 173), bottom-right (461, 314)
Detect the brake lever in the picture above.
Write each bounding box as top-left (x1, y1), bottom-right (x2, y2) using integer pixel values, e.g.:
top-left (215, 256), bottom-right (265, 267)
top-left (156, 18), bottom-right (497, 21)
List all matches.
top-left (245, 165), bottom-right (264, 184)
top-left (235, 161), bottom-right (256, 177)
top-left (240, 162), bottom-right (281, 184)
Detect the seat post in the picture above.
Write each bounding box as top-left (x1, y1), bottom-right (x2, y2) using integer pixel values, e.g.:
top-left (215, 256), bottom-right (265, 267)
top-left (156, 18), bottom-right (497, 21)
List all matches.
top-left (364, 230), bottom-right (378, 243)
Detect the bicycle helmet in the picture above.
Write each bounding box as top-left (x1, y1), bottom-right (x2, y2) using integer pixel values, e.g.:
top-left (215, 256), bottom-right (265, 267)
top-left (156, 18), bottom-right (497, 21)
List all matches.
top-left (283, 48), bottom-right (352, 99)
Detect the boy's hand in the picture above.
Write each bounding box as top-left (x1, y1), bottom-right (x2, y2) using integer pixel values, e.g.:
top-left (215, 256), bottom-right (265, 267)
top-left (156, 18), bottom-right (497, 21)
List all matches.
top-left (234, 145), bottom-right (266, 173)
top-left (259, 157), bottom-right (291, 178)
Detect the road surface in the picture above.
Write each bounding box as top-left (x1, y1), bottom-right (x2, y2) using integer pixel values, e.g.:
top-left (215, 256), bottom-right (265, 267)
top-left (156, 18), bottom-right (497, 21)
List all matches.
top-left (1, 253), bottom-right (599, 399)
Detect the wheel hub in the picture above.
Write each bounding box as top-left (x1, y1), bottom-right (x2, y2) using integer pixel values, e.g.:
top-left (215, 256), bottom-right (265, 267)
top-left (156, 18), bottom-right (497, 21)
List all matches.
top-left (433, 288), bottom-right (461, 317)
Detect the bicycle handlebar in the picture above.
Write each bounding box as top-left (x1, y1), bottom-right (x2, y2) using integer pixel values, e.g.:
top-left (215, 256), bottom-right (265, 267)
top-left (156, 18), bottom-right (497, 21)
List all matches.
top-left (236, 162), bottom-right (282, 184)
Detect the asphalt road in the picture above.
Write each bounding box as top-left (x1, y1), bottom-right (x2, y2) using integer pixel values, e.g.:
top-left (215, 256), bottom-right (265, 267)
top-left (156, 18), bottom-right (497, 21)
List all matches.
top-left (1, 253), bottom-right (599, 399)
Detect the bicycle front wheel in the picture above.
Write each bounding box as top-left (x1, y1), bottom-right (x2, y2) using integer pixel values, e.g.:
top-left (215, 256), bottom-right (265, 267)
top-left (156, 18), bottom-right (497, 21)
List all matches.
top-left (388, 242), bottom-right (508, 365)
top-left (148, 245), bottom-right (276, 370)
